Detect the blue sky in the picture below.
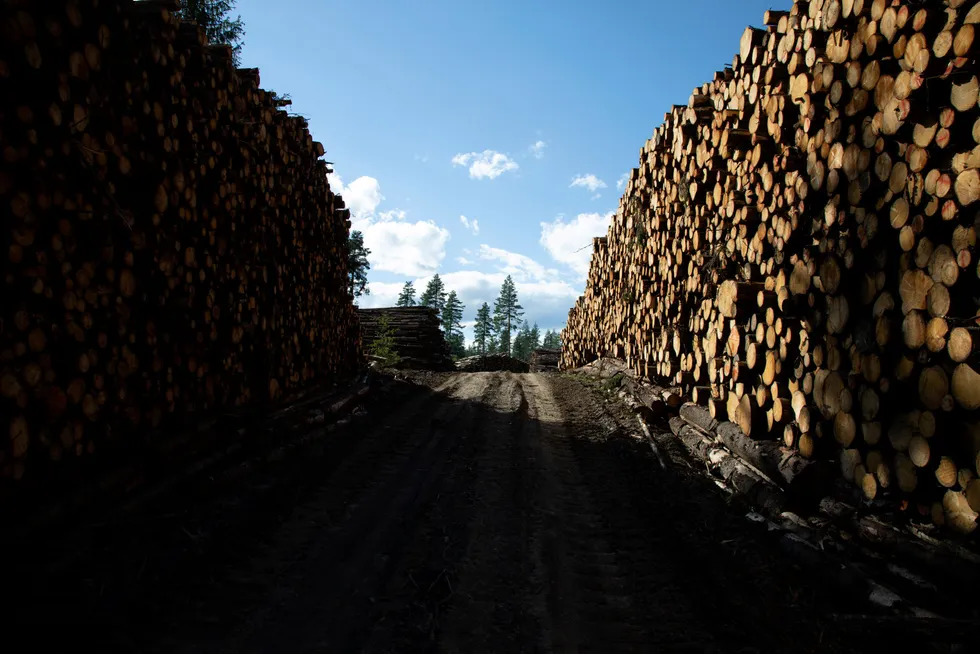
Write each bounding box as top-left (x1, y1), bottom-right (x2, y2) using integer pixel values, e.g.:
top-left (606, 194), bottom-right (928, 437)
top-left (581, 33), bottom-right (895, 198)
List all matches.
top-left (236, 0), bottom-right (777, 339)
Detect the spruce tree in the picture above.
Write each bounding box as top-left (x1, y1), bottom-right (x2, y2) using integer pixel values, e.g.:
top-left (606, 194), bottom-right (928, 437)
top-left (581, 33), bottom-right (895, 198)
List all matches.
top-left (176, 0), bottom-right (246, 65)
top-left (513, 320), bottom-right (533, 361)
top-left (347, 230), bottom-right (370, 298)
top-left (542, 330), bottom-right (562, 349)
top-left (419, 274), bottom-right (447, 323)
top-left (472, 302), bottom-right (494, 355)
top-left (492, 275), bottom-right (523, 356)
top-left (529, 323), bottom-right (541, 351)
top-left (441, 291), bottom-right (465, 358)
top-left (396, 281), bottom-right (416, 307)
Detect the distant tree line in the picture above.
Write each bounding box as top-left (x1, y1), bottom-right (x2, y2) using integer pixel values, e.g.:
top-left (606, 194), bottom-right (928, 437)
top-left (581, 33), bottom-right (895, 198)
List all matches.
top-left (396, 274), bottom-right (561, 361)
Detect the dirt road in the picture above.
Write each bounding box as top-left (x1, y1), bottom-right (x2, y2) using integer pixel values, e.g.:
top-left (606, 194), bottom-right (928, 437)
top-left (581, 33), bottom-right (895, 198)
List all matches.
top-left (16, 372), bottom-right (907, 652)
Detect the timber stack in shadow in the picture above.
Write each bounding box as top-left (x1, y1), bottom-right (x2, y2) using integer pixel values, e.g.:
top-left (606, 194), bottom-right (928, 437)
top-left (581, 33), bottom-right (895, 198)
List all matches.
top-left (358, 307), bottom-right (454, 370)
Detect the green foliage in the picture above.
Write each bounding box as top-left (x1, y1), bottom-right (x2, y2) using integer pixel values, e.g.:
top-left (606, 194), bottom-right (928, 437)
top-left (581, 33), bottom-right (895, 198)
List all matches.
top-left (347, 230), bottom-right (370, 298)
top-left (493, 275), bottom-right (523, 356)
top-left (419, 274), bottom-right (447, 324)
top-left (441, 291), bottom-right (466, 358)
top-left (368, 314), bottom-right (400, 367)
top-left (447, 334), bottom-right (466, 359)
top-left (632, 221), bottom-right (649, 249)
top-left (542, 330), bottom-right (561, 349)
top-left (473, 302), bottom-right (494, 355)
top-left (396, 281), bottom-right (416, 307)
top-left (512, 320), bottom-right (540, 362)
top-left (602, 372), bottom-right (625, 391)
top-left (176, 0), bottom-right (246, 65)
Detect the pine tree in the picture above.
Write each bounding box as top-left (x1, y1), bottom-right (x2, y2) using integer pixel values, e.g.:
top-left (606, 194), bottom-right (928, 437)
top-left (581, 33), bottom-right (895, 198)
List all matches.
top-left (492, 275), bottom-right (523, 356)
top-left (529, 323), bottom-right (541, 351)
top-left (472, 302), bottom-right (494, 355)
top-left (176, 0), bottom-right (246, 65)
top-left (542, 330), bottom-right (562, 349)
top-left (513, 321), bottom-right (534, 361)
top-left (419, 274), bottom-right (447, 324)
top-left (396, 281), bottom-right (416, 307)
top-left (441, 291), bottom-right (465, 358)
top-left (368, 314), bottom-right (400, 367)
top-left (347, 230), bottom-right (370, 298)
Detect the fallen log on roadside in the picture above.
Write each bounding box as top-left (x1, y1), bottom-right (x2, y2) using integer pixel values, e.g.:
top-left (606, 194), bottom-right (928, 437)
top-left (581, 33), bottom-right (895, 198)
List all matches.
top-left (669, 416), bottom-right (785, 516)
top-left (680, 404), bottom-right (832, 501)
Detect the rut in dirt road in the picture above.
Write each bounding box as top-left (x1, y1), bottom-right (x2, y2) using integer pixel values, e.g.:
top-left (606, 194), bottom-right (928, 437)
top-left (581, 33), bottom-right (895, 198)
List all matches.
top-left (132, 371), bottom-right (857, 654)
top-left (30, 371), bottom-right (882, 653)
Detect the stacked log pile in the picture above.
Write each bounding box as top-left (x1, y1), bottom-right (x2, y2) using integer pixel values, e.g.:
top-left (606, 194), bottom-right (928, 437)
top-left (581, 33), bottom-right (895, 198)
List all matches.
top-left (562, 0), bottom-right (980, 536)
top-left (358, 308), bottom-right (454, 370)
top-left (529, 348), bottom-right (560, 372)
top-left (0, 0), bottom-right (359, 500)
top-left (456, 354), bottom-right (530, 373)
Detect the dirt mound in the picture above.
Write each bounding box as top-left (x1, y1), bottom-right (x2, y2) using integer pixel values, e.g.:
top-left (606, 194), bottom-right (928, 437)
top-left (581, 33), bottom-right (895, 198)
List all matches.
top-left (456, 354), bottom-right (529, 373)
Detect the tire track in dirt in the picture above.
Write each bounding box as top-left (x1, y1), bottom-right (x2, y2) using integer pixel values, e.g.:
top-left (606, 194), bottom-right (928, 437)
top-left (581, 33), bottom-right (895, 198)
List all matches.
top-left (216, 373), bottom-right (501, 653)
top-left (70, 370), bottom-right (864, 653)
top-left (523, 373), bottom-right (675, 653)
top-left (422, 373), bottom-right (537, 653)
top-left (140, 374), bottom-right (472, 653)
top-left (540, 374), bottom-right (851, 653)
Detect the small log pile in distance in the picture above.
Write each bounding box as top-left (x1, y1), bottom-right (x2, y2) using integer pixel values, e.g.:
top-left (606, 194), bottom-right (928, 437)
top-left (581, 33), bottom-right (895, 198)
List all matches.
top-left (562, 0), bottom-right (980, 536)
top-left (455, 354), bottom-right (530, 373)
top-left (529, 348), bottom-right (560, 372)
top-left (0, 0), bottom-right (360, 502)
top-left (358, 308), bottom-right (454, 371)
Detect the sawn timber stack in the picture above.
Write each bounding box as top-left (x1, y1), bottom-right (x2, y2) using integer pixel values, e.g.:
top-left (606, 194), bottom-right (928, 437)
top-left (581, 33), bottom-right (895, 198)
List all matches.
top-left (0, 0), bottom-right (360, 509)
top-left (530, 348), bottom-right (560, 372)
top-left (358, 308), bottom-right (454, 371)
top-left (562, 0), bottom-right (980, 538)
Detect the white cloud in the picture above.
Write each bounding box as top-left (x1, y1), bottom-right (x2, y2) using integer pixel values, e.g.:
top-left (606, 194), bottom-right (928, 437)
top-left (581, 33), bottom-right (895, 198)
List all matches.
top-left (353, 281), bottom-right (404, 309)
top-left (451, 150), bottom-right (519, 180)
top-left (457, 256), bottom-right (475, 265)
top-left (529, 140), bottom-right (547, 159)
top-left (539, 211), bottom-right (615, 278)
top-left (378, 209), bottom-right (407, 222)
top-left (570, 174), bottom-right (607, 193)
top-left (328, 173), bottom-right (384, 219)
top-left (329, 171), bottom-right (449, 277)
top-left (459, 214), bottom-right (480, 235)
top-left (591, 193), bottom-right (601, 200)
top-left (478, 244), bottom-right (559, 283)
top-left (364, 220), bottom-right (450, 276)
top-left (616, 172), bottom-right (629, 190)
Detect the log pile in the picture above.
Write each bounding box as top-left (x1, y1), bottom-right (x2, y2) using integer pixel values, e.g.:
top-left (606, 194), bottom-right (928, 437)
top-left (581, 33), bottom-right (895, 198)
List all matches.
top-left (455, 354), bottom-right (530, 373)
top-left (562, 0), bottom-right (980, 537)
top-left (529, 348), bottom-right (560, 372)
top-left (0, 0), bottom-right (360, 501)
top-left (357, 308), bottom-right (454, 371)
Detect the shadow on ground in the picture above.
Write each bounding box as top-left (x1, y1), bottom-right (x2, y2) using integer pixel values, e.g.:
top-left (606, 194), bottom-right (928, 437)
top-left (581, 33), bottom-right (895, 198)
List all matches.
top-left (6, 371), bottom-right (966, 653)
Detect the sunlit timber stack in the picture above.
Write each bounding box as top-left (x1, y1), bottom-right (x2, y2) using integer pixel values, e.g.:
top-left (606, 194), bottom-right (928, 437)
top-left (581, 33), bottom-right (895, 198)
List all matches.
top-left (562, 0), bottom-right (980, 534)
top-left (0, 0), bottom-right (360, 497)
